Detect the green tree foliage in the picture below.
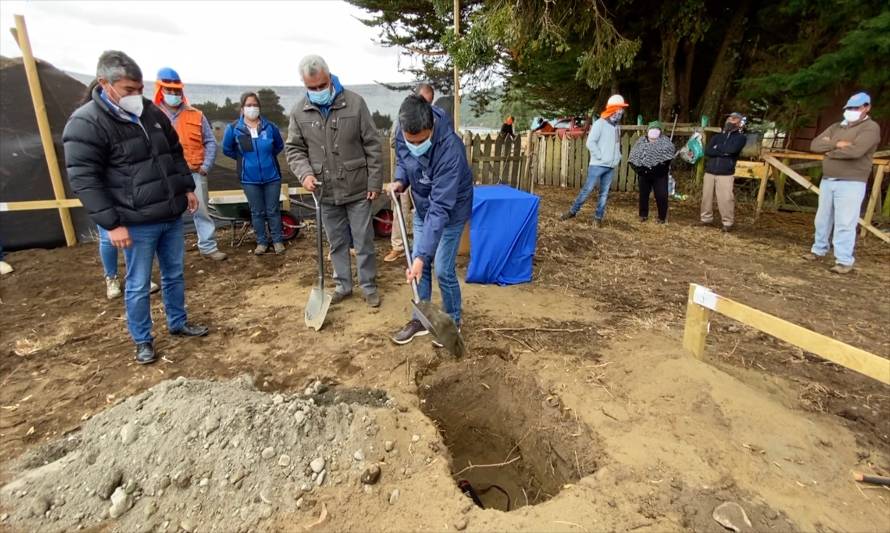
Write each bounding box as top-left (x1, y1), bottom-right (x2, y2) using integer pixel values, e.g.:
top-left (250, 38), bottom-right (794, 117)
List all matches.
top-left (256, 88), bottom-right (287, 126)
top-left (193, 98), bottom-right (239, 122)
top-left (371, 110), bottom-right (394, 129)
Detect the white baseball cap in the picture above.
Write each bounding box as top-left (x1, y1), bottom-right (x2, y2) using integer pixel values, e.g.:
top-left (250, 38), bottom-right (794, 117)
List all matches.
top-left (606, 94), bottom-right (629, 107)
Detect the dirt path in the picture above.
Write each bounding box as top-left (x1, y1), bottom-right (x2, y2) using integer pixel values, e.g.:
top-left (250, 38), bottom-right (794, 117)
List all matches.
top-left (1, 187), bottom-right (888, 531)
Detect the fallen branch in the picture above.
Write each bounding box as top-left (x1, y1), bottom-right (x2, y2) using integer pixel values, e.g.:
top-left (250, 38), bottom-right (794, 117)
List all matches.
top-left (454, 456), bottom-right (520, 476)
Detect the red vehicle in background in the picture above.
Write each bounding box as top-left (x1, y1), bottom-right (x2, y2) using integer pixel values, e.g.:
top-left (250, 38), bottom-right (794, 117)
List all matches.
top-left (532, 116), bottom-right (591, 138)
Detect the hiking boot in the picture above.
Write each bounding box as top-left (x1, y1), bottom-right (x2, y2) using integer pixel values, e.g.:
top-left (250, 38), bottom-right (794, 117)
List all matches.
top-left (105, 276), bottom-right (122, 299)
top-left (802, 252), bottom-right (824, 262)
top-left (254, 244), bottom-right (269, 255)
top-left (384, 249), bottom-right (405, 263)
top-left (364, 291), bottom-right (381, 308)
top-left (559, 211), bottom-right (576, 221)
top-left (829, 264), bottom-right (853, 274)
top-left (202, 250), bottom-right (228, 261)
top-left (135, 342), bottom-right (156, 365)
top-left (170, 323), bottom-right (210, 337)
top-left (273, 242), bottom-right (286, 254)
top-left (391, 319), bottom-right (429, 345)
top-left (150, 281), bottom-right (160, 294)
top-left (330, 290), bottom-right (352, 305)
top-left (433, 326), bottom-right (461, 348)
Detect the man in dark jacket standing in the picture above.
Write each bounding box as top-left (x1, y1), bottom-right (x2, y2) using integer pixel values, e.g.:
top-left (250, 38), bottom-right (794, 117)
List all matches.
top-left (286, 54), bottom-right (383, 307)
top-left (389, 95), bottom-right (473, 346)
top-left (698, 112), bottom-right (747, 232)
top-left (63, 51), bottom-right (209, 365)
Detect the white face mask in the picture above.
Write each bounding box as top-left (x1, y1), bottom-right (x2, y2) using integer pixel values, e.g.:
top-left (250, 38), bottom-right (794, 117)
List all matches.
top-left (243, 106), bottom-right (260, 120)
top-left (107, 83), bottom-right (144, 117)
top-left (647, 129), bottom-right (661, 140)
top-left (843, 109), bottom-right (862, 123)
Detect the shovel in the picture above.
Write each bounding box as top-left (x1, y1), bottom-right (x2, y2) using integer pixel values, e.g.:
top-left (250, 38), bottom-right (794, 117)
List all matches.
top-left (304, 188), bottom-right (332, 331)
top-left (389, 188), bottom-right (466, 357)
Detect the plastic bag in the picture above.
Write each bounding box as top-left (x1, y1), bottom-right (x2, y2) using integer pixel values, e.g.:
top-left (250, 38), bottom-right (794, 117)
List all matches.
top-left (679, 132), bottom-right (704, 164)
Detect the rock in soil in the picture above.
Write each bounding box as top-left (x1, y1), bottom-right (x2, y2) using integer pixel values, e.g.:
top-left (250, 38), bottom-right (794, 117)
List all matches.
top-left (361, 464), bottom-right (381, 485)
top-left (713, 501), bottom-right (754, 532)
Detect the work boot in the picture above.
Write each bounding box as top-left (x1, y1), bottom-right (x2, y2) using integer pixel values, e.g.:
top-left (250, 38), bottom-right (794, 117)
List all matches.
top-left (105, 276), bottom-right (122, 299)
top-left (135, 342), bottom-right (157, 365)
top-left (802, 252), bottom-right (824, 262)
top-left (559, 211), bottom-right (576, 221)
top-left (364, 291), bottom-right (381, 308)
top-left (391, 319), bottom-right (429, 345)
top-left (254, 244), bottom-right (269, 255)
top-left (273, 242), bottom-right (286, 254)
top-left (169, 323), bottom-right (210, 337)
top-left (829, 264), bottom-right (853, 274)
top-left (656, 219), bottom-right (667, 225)
top-left (432, 327), bottom-right (461, 348)
top-left (384, 249), bottom-right (405, 263)
top-left (330, 290), bottom-right (352, 305)
top-left (0, 261), bottom-right (12, 275)
top-left (202, 250), bottom-right (228, 261)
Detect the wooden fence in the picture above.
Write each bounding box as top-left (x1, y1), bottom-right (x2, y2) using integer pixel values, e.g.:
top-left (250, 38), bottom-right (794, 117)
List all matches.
top-left (462, 133), bottom-right (531, 192)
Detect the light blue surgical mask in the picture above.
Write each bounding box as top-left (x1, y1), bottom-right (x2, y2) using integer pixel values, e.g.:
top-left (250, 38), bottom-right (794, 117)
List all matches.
top-left (163, 93), bottom-right (182, 107)
top-left (405, 136), bottom-right (432, 158)
top-left (307, 87), bottom-right (333, 107)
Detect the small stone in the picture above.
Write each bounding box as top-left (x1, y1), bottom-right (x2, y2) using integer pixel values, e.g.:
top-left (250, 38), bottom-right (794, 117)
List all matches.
top-left (310, 458), bottom-right (326, 473)
top-left (316, 470), bottom-right (327, 486)
top-left (259, 487), bottom-right (273, 505)
top-left (199, 478), bottom-right (209, 487)
top-left (278, 454), bottom-right (291, 467)
top-left (260, 505), bottom-right (273, 519)
top-left (361, 464), bottom-right (381, 485)
top-left (171, 469), bottom-right (192, 489)
top-left (384, 441), bottom-right (395, 452)
top-left (203, 415), bottom-right (221, 435)
top-left (29, 495), bottom-right (50, 517)
top-left (272, 394), bottom-right (285, 405)
top-left (108, 487), bottom-right (132, 518)
top-left (712, 502), bottom-right (753, 532)
top-left (97, 469), bottom-right (123, 500)
top-left (0, 513), bottom-right (8, 522)
top-left (300, 483), bottom-right (311, 492)
top-left (261, 447), bottom-right (275, 460)
top-left (411, 434), bottom-right (421, 443)
top-left (294, 412), bottom-right (306, 426)
top-left (180, 519), bottom-right (196, 532)
top-left (454, 517), bottom-right (468, 530)
top-left (144, 500), bottom-right (157, 518)
top-left (120, 423), bottom-right (138, 445)
top-left (353, 450), bottom-right (365, 462)
top-left (388, 488), bottom-right (400, 505)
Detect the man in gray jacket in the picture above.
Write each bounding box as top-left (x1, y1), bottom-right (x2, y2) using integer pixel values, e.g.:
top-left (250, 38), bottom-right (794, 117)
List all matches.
top-left (560, 94), bottom-right (628, 227)
top-left (286, 55), bottom-right (383, 306)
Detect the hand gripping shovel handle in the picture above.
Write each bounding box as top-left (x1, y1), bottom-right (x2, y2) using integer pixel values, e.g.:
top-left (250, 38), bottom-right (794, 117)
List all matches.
top-left (389, 187), bottom-right (422, 303)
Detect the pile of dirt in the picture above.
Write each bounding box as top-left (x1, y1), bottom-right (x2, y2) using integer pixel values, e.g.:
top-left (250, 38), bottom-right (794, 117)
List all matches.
top-left (0, 376), bottom-right (402, 532)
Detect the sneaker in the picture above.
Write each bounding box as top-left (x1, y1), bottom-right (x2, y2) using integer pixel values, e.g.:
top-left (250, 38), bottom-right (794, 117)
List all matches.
top-left (169, 323), bottom-right (210, 337)
top-left (254, 244), bottom-right (269, 255)
top-left (829, 264), bottom-right (853, 274)
top-left (273, 242), bottom-right (286, 254)
top-left (391, 319), bottom-right (429, 345)
top-left (330, 290), bottom-right (352, 305)
top-left (0, 261), bottom-right (12, 275)
top-left (433, 327), bottom-right (461, 348)
top-left (202, 250), bottom-right (228, 261)
top-left (559, 211), bottom-right (576, 221)
top-left (135, 342), bottom-right (156, 365)
top-left (150, 281), bottom-right (160, 294)
top-left (656, 219), bottom-right (667, 225)
top-left (384, 249), bottom-right (405, 263)
top-left (802, 252), bottom-right (824, 262)
top-left (105, 276), bottom-right (122, 299)
top-left (364, 291), bottom-right (381, 308)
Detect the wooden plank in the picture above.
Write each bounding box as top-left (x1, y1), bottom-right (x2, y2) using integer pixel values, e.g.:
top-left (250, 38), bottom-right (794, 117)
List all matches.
top-left (0, 199), bottom-right (83, 211)
top-left (682, 284), bottom-right (711, 359)
top-left (754, 165), bottom-right (771, 220)
top-left (482, 135), bottom-right (494, 184)
top-left (471, 135), bottom-right (482, 183)
top-left (493, 134), bottom-right (505, 183)
top-left (280, 183), bottom-right (290, 211)
top-left (511, 136), bottom-right (522, 187)
top-left (860, 165), bottom-right (886, 238)
top-left (559, 137), bottom-right (570, 188)
top-left (884, 179), bottom-right (890, 219)
top-left (765, 150), bottom-right (889, 165)
top-left (686, 284), bottom-right (890, 385)
top-left (14, 15), bottom-right (76, 246)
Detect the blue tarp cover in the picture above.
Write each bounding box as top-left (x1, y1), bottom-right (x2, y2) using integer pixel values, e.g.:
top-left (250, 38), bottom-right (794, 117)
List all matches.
top-left (466, 185), bottom-right (539, 285)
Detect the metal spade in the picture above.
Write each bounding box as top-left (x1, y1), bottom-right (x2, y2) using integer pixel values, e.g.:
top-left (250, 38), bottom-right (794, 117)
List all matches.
top-left (304, 188), bottom-right (332, 331)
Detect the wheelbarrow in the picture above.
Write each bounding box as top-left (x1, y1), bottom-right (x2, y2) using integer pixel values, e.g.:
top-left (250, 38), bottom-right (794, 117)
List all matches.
top-left (208, 193), bottom-right (303, 247)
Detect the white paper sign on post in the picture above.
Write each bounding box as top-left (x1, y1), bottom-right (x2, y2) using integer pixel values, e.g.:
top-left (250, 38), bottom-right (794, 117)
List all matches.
top-left (692, 284), bottom-right (718, 311)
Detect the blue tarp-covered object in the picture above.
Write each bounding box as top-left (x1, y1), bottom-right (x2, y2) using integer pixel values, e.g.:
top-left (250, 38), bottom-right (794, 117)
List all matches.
top-left (466, 185), bottom-right (539, 285)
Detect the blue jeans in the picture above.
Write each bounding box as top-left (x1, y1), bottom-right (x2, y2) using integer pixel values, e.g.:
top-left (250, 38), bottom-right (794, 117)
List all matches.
top-left (191, 173), bottom-right (220, 254)
top-left (811, 178), bottom-right (866, 266)
top-left (122, 218), bottom-right (188, 344)
top-left (412, 213), bottom-right (464, 324)
top-left (570, 165), bottom-right (615, 220)
top-left (98, 226), bottom-right (119, 278)
top-left (243, 181), bottom-right (283, 246)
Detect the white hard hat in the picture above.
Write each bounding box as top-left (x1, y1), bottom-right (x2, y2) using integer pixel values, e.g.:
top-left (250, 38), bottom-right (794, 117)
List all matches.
top-left (606, 94), bottom-right (629, 107)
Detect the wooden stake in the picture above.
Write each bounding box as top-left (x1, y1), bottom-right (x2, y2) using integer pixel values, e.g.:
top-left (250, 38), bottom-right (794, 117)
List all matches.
top-left (754, 164), bottom-right (770, 220)
top-left (682, 284), bottom-right (711, 359)
top-left (860, 165), bottom-right (886, 239)
top-left (14, 14), bottom-right (77, 246)
top-left (452, 0), bottom-right (460, 132)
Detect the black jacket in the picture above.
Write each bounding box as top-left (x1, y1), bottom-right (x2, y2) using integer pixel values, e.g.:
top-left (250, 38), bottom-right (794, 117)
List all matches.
top-left (62, 87), bottom-right (194, 230)
top-left (704, 130), bottom-right (746, 176)
top-left (630, 160), bottom-right (670, 180)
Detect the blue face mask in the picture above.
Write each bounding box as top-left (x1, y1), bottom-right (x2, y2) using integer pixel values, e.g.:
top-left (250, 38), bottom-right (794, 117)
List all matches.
top-left (405, 136), bottom-right (432, 158)
top-left (163, 93), bottom-right (182, 107)
top-left (307, 86), bottom-right (333, 107)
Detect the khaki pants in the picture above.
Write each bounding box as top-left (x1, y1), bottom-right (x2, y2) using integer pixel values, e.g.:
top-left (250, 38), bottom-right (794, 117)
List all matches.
top-left (700, 172), bottom-right (735, 227)
top-left (390, 189), bottom-right (413, 251)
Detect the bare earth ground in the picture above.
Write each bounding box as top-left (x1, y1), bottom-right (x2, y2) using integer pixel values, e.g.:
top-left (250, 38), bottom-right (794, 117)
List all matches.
top-left (1, 186), bottom-right (889, 532)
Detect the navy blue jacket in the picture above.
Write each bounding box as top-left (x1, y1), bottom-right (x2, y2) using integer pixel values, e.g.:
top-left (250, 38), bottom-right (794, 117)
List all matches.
top-left (395, 106), bottom-right (473, 264)
top-left (222, 116), bottom-right (284, 184)
top-left (704, 130), bottom-right (746, 176)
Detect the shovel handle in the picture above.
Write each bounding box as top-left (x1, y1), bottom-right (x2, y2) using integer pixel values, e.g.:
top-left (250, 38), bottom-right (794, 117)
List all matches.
top-left (311, 186), bottom-right (325, 290)
top-left (389, 187), bottom-right (422, 302)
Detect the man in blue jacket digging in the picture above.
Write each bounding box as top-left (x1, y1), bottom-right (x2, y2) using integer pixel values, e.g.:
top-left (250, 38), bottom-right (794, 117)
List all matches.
top-left (389, 95), bottom-right (474, 346)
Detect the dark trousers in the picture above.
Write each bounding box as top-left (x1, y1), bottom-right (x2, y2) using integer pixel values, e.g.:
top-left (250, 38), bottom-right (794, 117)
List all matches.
top-left (638, 173), bottom-right (669, 221)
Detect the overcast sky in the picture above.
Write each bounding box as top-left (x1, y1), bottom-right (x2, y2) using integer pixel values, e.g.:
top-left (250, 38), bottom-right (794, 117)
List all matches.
top-left (0, 0), bottom-right (416, 86)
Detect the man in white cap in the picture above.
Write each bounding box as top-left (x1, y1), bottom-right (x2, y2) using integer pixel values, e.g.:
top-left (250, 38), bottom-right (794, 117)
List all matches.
top-left (805, 92), bottom-right (880, 274)
top-left (560, 94), bottom-right (628, 227)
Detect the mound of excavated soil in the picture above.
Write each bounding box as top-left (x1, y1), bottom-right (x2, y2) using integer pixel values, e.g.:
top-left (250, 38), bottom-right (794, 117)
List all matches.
top-left (0, 376), bottom-right (402, 532)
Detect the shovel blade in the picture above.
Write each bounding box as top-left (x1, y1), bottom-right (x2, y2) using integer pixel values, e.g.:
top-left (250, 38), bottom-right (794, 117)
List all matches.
top-left (304, 288), bottom-right (332, 331)
top-left (412, 300), bottom-right (466, 357)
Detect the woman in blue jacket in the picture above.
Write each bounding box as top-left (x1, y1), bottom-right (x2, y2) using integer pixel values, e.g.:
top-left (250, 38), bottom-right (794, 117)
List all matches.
top-left (222, 92), bottom-right (286, 254)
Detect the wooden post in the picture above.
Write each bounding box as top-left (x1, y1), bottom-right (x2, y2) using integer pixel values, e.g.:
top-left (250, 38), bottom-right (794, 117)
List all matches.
top-left (452, 0), bottom-right (461, 132)
top-left (773, 158), bottom-right (789, 207)
top-left (14, 14), bottom-right (77, 247)
top-left (559, 137), bottom-right (571, 188)
top-left (682, 284), bottom-right (711, 359)
top-left (281, 183), bottom-right (290, 211)
top-left (754, 165), bottom-right (770, 220)
top-left (860, 165), bottom-right (886, 239)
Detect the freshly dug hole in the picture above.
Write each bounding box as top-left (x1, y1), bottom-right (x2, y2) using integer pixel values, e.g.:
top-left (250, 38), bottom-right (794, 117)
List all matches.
top-left (419, 359), bottom-right (600, 511)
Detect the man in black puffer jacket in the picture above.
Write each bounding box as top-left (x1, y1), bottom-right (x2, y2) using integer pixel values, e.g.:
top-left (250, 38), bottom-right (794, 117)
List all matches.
top-left (697, 112), bottom-right (748, 232)
top-left (63, 50), bottom-right (209, 365)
